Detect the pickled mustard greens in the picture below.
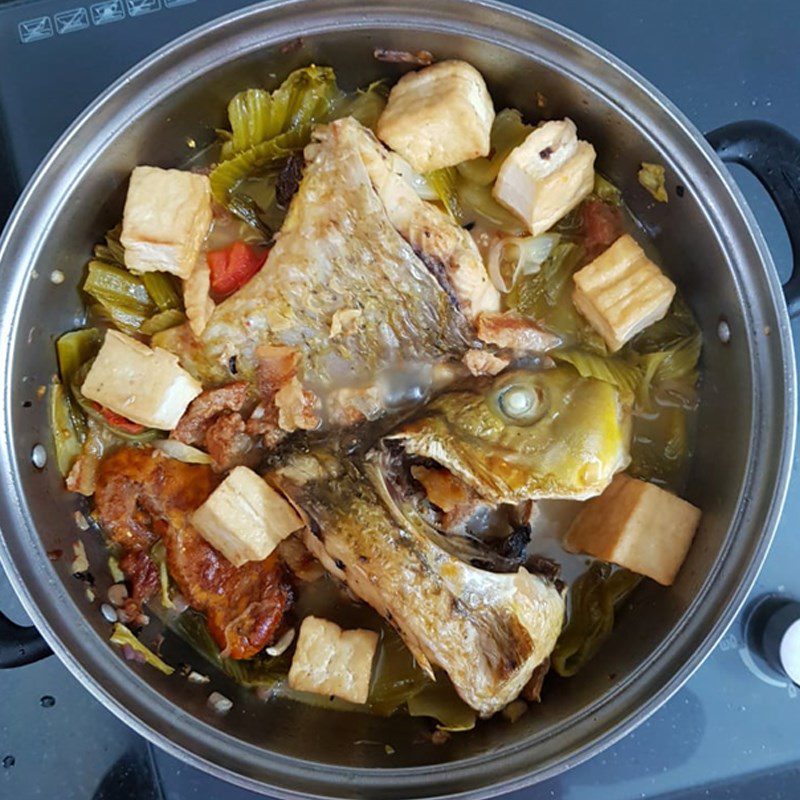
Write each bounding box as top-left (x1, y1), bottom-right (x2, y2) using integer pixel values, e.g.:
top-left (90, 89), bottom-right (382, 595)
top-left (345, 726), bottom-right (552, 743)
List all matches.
top-left (486, 233), bottom-right (559, 294)
top-left (551, 563), bottom-right (641, 677)
top-left (49, 328), bottom-right (102, 475)
top-left (110, 622), bottom-right (175, 675)
top-left (425, 166), bottom-right (462, 220)
top-left (210, 67), bottom-right (389, 230)
top-left (510, 240), bottom-right (605, 353)
top-left (592, 173), bottom-right (623, 206)
top-left (638, 161), bottom-right (669, 203)
top-left (166, 607), bottom-right (290, 688)
top-left (457, 108), bottom-right (534, 186)
top-left (425, 109), bottom-right (536, 232)
top-left (49, 382), bottom-right (84, 476)
top-left (82, 227), bottom-right (184, 336)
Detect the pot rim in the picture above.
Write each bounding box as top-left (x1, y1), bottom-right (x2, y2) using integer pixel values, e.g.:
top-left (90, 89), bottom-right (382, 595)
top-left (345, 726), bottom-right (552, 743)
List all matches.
top-left (0, 1), bottom-right (795, 797)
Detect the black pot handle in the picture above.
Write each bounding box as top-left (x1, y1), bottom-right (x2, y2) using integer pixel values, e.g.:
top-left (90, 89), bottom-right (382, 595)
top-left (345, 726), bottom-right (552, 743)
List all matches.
top-left (0, 610), bottom-right (51, 668)
top-left (706, 121), bottom-right (800, 318)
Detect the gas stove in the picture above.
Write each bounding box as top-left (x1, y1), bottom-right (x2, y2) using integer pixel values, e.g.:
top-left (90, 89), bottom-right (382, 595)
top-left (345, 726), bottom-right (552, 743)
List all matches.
top-left (1, 1), bottom-right (799, 798)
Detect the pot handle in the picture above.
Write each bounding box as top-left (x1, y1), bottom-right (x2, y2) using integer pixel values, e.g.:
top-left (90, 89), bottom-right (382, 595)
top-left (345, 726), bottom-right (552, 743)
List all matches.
top-left (707, 121), bottom-right (800, 317)
top-left (0, 610), bottom-right (52, 668)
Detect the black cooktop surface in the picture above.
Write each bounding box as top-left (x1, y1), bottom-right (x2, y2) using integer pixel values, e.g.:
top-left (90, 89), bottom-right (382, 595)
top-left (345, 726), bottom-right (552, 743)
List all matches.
top-left (1, 1), bottom-right (799, 798)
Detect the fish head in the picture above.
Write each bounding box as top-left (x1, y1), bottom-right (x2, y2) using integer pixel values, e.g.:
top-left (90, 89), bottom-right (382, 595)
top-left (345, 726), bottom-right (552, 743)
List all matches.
top-left (386, 366), bottom-right (631, 503)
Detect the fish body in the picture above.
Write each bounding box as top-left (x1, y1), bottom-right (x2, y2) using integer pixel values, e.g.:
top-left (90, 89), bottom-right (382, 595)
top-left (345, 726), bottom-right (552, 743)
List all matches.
top-left (156, 118), bottom-right (494, 428)
top-left (275, 452), bottom-right (564, 716)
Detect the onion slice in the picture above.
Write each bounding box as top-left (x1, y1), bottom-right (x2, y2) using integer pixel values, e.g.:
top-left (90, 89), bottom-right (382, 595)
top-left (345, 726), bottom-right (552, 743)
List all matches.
top-left (153, 438), bottom-right (213, 465)
top-left (487, 233), bottom-right (560, 293)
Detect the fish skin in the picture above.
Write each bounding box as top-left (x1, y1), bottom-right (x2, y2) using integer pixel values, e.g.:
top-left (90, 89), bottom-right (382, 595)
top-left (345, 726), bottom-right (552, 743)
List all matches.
top-left (353, 128), bottom-right (501, 320)
top-left (387, 366), bottom-right (632, 503)
top-left (274, 451), bottom-right (565, 717)
top-left (155, 117), bottom-right (480, 426)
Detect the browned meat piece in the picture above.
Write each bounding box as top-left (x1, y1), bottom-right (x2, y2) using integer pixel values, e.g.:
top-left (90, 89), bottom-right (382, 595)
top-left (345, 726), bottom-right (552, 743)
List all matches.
top-left (582, 199), bottom-right (623, 261)
top-left (171, 382), bottom-right (260, 470)
top-left (476, 311), bottom-right (561, 352)
top-left (166, 523), bottom-right (292, 659)
top-left (172, 382), bottom-right (249, 446)
top-left (95, 448), bottom-right (215, 549)
top-left (94, 459), bottom-right (164, 552)
top-left (118, 550), bottom-right (160, 624)
top-left (204, 412), bottom-right (257, 471)
top-left (244, 403), bottom-right (289, 450)
top-left (119, 550), bottom-right (160, 605)
top-left (94, 447), bottom-right (292, 659)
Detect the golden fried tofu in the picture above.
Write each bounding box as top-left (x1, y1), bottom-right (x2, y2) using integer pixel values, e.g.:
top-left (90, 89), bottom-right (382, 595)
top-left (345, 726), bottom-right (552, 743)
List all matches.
top-left (191, 466), bottom-right (304, 567)
top-left (287, 616), bottom-right (378, 704)
top-left (81, 330), bottom-right (202, 429)
top-left (572, 234), bottom-right (676, 351)
top-left (121, 166), bottom-right (212, 279)
top-left (377, 60), bottom-right (494, 173)
top-left (563, 473), bottom-right (701, 586)
top-left (492, 119), bottom-right (595, 235)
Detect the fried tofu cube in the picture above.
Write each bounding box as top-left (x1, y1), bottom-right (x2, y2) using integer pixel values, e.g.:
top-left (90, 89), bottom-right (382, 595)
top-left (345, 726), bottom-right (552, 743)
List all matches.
top-left (492, 119), bottom-right (595, 235)
top-left (572, 234), bottom-right (676, 352)
top-left (377, 60), bottom-right (494, 173)
top-left (81, 330), bottom-right (202, 430)
top-left (563, 473), bottom-right (701, 586)
top-left (121, 166), bottom-right (212, 280)
top-left (191, 466), bottom-right (303, 567)
top-left (287, 616), bottom-right (378, 704)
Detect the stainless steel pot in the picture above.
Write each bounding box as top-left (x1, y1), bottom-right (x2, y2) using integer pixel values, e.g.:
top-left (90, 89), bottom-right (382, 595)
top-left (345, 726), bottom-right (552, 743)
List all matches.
top-left (0, 1), bottom-right (797, 797)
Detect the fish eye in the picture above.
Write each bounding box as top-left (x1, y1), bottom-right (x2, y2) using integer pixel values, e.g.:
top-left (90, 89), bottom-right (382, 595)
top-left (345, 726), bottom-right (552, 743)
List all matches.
top-left (491, 374), bottom-right (549, 426)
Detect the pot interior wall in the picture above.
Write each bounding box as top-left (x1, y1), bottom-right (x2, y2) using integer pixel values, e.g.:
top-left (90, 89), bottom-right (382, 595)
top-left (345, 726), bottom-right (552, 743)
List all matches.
top-left (4, 16), bottom-right (759, 776)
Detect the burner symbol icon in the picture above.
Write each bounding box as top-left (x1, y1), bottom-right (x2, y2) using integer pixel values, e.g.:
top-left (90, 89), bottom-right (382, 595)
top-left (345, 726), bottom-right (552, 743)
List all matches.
top-left (90, 0), bottom-right (125, 25)
top-left (54, 7), bottom-right (90, 34)
top-left (125, 0), bottom-right (161, 16)
top-left (18, 16), bottom-right (54, 42)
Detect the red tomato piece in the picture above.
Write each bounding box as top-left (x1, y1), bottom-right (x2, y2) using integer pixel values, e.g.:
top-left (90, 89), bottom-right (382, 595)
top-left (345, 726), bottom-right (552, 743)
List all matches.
top-left (93, 403), bottom-right (146, 435)
top-left (582, 200), bottom-right (623, 260)
top-left (207, 241), bottom-right (268, 297)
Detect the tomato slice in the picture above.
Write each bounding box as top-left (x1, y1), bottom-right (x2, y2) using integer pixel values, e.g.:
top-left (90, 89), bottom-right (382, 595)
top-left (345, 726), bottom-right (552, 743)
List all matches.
top-left (93, 403), bottom-right (146, 435)
top-left (581, 200), bottom-right (623, 259)
top-left (207, 241), bottom-right (268, 297)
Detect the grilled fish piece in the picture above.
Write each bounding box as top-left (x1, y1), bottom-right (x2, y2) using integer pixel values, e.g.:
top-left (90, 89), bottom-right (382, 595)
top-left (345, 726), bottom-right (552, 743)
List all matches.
top-left (156, 117), bottom-right (496, 429)
top-left (275, 451), bottom-right (564, 716)
top-left (387, 366), bottom-right (631, 503)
